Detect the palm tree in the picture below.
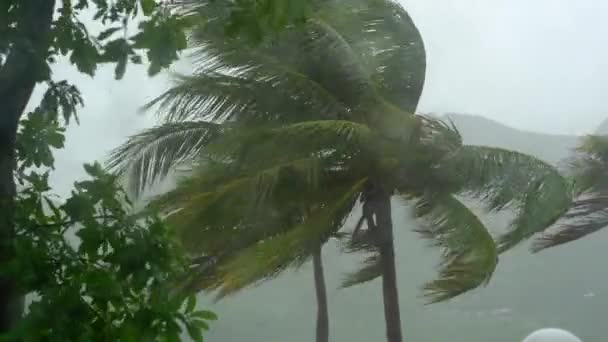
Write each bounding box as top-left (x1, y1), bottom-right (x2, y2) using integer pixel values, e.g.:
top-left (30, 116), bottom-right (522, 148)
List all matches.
top-left (109, 1), bottom-right (574, 341)
top-left (533, 135), bottom-right (608, 251)
top-left (111, 1), bottom-right (426, 341)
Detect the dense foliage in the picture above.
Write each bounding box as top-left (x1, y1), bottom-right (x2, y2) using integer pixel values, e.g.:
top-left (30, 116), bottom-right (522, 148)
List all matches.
top-left (0, 0), bottom-right (241, 338)
top-left (0, 77), bottom-right (216, 341)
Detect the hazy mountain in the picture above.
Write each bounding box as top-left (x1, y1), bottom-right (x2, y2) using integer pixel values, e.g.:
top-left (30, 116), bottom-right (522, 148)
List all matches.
top-left (444, 113), bottom-right (579, 165)
top-left (595, 117), bottom-right (608, 135)
top-left (197, 114), bottom-right (607, 342)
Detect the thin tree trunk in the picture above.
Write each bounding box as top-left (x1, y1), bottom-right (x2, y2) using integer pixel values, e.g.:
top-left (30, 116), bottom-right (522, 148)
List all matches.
top-left (0, 0), bottom-right (56, 332)
top-left (0, 82), bottom-right (35, 332)
top-left (312, 246), bottom-right (329, 342)
top-left (376, 192), bottom-right (402, 342)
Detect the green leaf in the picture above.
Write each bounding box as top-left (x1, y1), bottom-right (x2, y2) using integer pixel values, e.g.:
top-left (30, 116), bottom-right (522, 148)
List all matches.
top-left (185, 295), bottom-right (196, 313)
top-left (192, 310), bottom-right (218, 321)
top-left (69, 38), bottom-right (100, 76)
top-left (186, 323), bottom-right (204, 342)
top-left (192, 319), bottom-right (210, 331)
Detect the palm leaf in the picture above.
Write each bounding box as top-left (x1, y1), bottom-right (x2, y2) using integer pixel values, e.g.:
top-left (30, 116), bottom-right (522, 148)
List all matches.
top-left (153, 156), bottom-right (360, 254)
top-left (437, 146), bottom-right (573, 253)
top-left (317, 0), bottom-right (426, 113)
top-left (186, 1), bottom-right (373, 115)
top-left (106, 121), bottom-right (221, 196)
top-left (413, 193), bottom-right (497, 304)
top-left (200, 120), bottom-right (374, 173)
top-left (206, 178), bottom-right (366, 298)
top-left (187, 0), bottom-right (424, 120)
top-left (533, 135), bottom-right (608, 251)
top-left (146, 71), bottom-right (351, 125)
top-left (341, 253), bottom-right (382, 288)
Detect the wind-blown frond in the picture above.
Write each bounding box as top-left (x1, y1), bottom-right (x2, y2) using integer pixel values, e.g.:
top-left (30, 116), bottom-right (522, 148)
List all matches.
top-left (341, 253), bottom-right (382, 288)
top-left (418, 116), bottom-right (462, 154)
top-left (185, 0), bottom-right (424, 122)
top-left (146, 71), bottom-right (350, 125)
top-left (206, 178), bottom-right (366, 298)
top-left (568, 135), bottom-right (608, 194)
top-left (186, 2), bottom-right (374, 114)
top-left (532, 206), bottom-right (608, 252)
top-left (317, 0), bottom-right (426, 113)
top-left (199, 120), bottom-right (374, 172)
top-left (271, 120), bottom-right (373, 148)
top-left (533, 135), bottom-right (608, 251)
top-left (106, 121), bottom-right (221, 196)
top-left (437, 146), bottom-right (572, 253)
top-left (152, 154), bottom-right (362, 255)
top-left (413, 193), bottom-right (497, 304)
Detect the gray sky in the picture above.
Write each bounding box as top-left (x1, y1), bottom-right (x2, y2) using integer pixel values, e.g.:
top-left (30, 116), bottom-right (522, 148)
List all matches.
top-left (406, 0), bottom-right (608, 135)
top-left (36, 0), bottom-right (608, 194)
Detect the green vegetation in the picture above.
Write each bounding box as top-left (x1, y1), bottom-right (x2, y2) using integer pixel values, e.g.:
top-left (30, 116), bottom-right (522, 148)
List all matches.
top-left (3, 0), bottom-right (607, 340)
top-left (110, 1), bottom-right (578, 342)
top-left (0, 0), bottom-right (233, 338)
top-left (533, 135), bottom-right (608, 251)
top-left (0, 81), bottom-right (216, 340)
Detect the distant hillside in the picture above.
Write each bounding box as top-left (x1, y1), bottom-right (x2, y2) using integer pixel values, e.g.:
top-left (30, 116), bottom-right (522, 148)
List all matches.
top-left (595, 117), bottom-right (608, 134)
top-left (443, 113), bottom-right (579, 165)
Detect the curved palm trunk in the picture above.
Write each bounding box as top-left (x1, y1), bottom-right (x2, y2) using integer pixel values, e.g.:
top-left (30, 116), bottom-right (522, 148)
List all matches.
top-left (376, 192), bottom-right (402, 342)
top-left (312, 246), bottom-right (329, 342)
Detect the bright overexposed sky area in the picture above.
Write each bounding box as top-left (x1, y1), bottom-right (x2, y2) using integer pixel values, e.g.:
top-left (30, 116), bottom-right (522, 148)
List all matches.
top-left (30, 0), bottom-right (608, 194)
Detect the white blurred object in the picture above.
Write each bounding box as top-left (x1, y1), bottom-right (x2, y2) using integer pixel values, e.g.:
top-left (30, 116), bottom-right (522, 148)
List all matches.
top-left (522, 328), bottom-right (582, 342)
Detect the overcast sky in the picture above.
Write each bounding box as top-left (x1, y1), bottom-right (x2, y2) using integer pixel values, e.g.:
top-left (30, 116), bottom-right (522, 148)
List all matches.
top-left (37, 0), bottom-right (608, 194)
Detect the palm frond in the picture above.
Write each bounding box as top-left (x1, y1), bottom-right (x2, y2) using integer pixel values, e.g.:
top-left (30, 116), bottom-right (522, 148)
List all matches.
top-left (437, 146), bottom-right (573, 253)
top-left (532, 205), bottom-right (608, 252)
top-left (106, 121), bottom-right (221, 196)
top-left (146, 70), bottom-right (351, 125)
top-left (186, 0), bottom-right (425, 121)
top-left (568, 135), bottom-right (608, 195)
top-left (206, 178), bottom-right (366, 298)
top-left (200, 120), bottom-right (373, 172)
top-left (413, 193), bottom-right (497, 304)
top-left (341, 253), bottom-right (382, 288)
top-left (185, 1), bottom-right (373, 115)
top-left (271, 120), bottom-right (373, 148)
top-left (317, 0), bottom-right (426, 113)
top-left (153, 156), bottom-right (361, 255)
top-left (532, 135), bottom-right (608, 251)
top-left (419, 116), bottom-right (462, 154)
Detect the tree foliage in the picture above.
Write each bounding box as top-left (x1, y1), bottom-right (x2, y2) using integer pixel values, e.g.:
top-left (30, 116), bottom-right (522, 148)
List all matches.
top-left (110, 0), bottom-right (574, 312)
top-left (0, 5), bottom-right (217, 337)
top-left (1, 92), bottom-right (215, 341)
top-left (533, 135), bottom-right (608, 251)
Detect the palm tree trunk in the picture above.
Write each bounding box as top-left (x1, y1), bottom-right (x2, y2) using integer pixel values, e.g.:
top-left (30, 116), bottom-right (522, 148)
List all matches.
top-left (312, 246), bottom-right (329, 342)
top-left (0, 0), bottom-right (56, 332)
top-left (376, 192), bottom-right (402, 342)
